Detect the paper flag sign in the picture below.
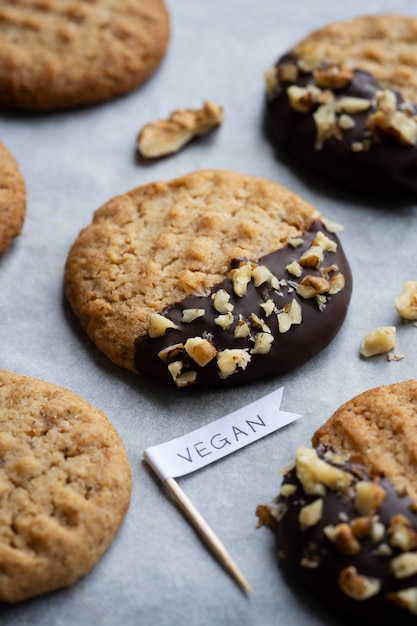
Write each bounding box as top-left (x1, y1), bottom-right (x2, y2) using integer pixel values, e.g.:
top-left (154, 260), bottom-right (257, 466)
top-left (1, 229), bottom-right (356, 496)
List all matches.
top-left (144, 386), bottom-right (301, 481)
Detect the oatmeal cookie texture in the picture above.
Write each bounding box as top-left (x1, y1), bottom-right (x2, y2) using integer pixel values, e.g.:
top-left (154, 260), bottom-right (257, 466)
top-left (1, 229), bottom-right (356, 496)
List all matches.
top-left (0, 0), bottom-right (170, 111)
top-left (0, 370), bottom-right (132, 603)
top-left (0, 141), bottom-right (26, 256)
top-left (265, 14), bottom-right (417, 195)
top-left (64, 169), bottom-right (352, 388)
top-left (258, 381), bottom-right (417, 623)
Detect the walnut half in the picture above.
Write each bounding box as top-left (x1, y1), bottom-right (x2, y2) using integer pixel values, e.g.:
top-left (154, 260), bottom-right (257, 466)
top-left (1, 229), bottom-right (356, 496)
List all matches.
top-left (137, 100), bottom-right (224, 158)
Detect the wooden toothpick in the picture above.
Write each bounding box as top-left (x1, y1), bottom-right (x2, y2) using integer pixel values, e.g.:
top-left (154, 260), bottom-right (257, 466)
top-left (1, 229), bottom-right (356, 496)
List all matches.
top-left (151, 468), bottom-right (251, 594)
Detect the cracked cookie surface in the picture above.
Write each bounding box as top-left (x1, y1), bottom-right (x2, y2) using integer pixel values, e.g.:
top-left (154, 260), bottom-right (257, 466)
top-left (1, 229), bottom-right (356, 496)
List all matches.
top-left (0, 369), bottom-right (132, 602)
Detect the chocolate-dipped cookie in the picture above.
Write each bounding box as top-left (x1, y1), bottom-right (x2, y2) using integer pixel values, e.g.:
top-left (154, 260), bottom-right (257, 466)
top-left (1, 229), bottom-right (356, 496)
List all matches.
top-left (258, 381), bottom-right (417, 623)
top-left (64, 170), bottom-right (352, 388)
top-left (265, 15), bottom-right (417, 196)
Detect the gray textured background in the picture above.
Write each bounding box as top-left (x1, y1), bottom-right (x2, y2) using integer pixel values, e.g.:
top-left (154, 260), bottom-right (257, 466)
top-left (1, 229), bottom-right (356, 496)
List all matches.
top-left (1, 1), bottom-right (417, 624)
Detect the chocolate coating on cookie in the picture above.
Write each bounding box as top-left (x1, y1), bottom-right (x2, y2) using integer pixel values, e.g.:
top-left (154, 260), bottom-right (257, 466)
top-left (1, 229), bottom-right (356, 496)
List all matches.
top-left (274, 446), bottom-right (417, 624)
top-left (134, 220), bottom-right (352, 387)
top-left (266, 54), bottom-right (417, 196)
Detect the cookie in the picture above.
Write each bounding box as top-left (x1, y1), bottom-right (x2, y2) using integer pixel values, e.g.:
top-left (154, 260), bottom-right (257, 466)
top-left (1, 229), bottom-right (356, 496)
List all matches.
top-left (265, 15), bottom-right (417, 195)
top-left (0, 0), bottom-right (170, 111)
top-left (0, 369), bottom-right (132, 603)
top-left (0, 141), bottom-right (26, 256)
top-left (258, 381), bottom-right (417, 623)
top-left (64, 169), bottom-right (352, 388)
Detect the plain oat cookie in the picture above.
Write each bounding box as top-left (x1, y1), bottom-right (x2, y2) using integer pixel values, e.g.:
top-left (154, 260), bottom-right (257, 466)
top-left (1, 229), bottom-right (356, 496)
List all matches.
top-left (64, 169), bottom-right (352, 388)
top-left (0, 141), bottom-right (26, 256)
top-left (0, 0), bottom-right (170, 111)
top-left (0, 370), bottom-right (132, 603)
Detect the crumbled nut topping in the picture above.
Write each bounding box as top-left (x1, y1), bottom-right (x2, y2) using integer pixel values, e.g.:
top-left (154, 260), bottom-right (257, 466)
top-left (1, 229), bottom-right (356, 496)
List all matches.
top-left (360, 326), bottom-right (396, 357)
top-left (284, 61), bottom-right (417, 151)
top-left (387, 588), bottom-right (417, 614)
top-left (295, 447), bottom-right (352, 497)
top-left (338, 566), bottom-right (381, 600)
top-left (388, 514), bottom-right (417, 552)
top-left (314, 64), bottom-right (354, 90)
top-left (390, 552), bottom-right (417, 579)
top-left (252, 332), bottom-right (274, 355)
top-left (395, 281), bottom-right (417, 321)
top-left (181, 308), bottom-right (205, 323)
top-left (280, 483), bottom-right (297, 497)
top-left (264, 67), bottom-right (279, 95)
top-left (277, 62), bottom-right (299, 84)
top-left (354, 480), bottom-right (386, 516)
top-left (137, 100), bottom-right (224, 158)
top-left (217, 348), bottom-right (251, 379)
top-left (184, 337), bottom-right (217, 367)
top-left (324, 523), bottom-right (361, 555)
top-left (148, 224), bottom-right (345, 384)
top-left (214, 312), bottom-right (234, 330)
top-left (167, 361), bottom-right (197, 387)
top-left (299, 498), bottom-right (324, 530)
top-left (148, 313), bottom-right (178, 338)
top-left (277, 299), bottom-right (302, 333)
top-left (212, 289), bottom-right (234, 313)
top-left (230, 263), bottom-right (252, 296)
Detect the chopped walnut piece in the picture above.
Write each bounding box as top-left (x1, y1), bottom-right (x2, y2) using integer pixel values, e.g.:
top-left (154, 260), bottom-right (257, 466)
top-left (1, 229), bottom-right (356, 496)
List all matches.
top-left (184, 337), bottom-right (216, 367)
top-left (217, 348), bottom-right (251, 378)
top-left (158, 343), bottom-right (184, 364)
top-left (350, 516), bottom-right (377, 539)
top-left (324, 523), bottom-right (361, 555)
top-left (277, 299), bottom-right (302, 333)
top-left (387, 352), bottom-right (405, 362)
top-left (321, 217), bottom-right (344, 233)
top-left (354, 481), bottom-right (386, 516)
top-left (137, 100), bottom-right (224, 158)
top-left (212, 289), bottom-right (234, 313)
top-left (390, 552), bottom-right (417, 579)
top-left (233, 320), bottom-right (250, 339)
top-left (313, 102), bottom-right (340, 149)
top-left (387, 587), bottom-right (417, 615)
top-left (334, 96), bottom-right (372, 115)
top-left (338, 114), bottom-right (355, 130)
top-left (287, 84), bottom-right (323, 113)
top-left (296, 45), bottom-right (326, 72)
top-left (167, 362), bottom-right (197, 387)
top-left (360, 326), bottom-right (396, 357)
top-left (252, 264), bottom-right (276, 287)
top-left (351, 139), bottom-right (371, 152)
top-left (314, 64), bottom-right (353, 90)
top-left (299, 499), bottom-right (323, 530)
top-left (395, 281), bottom-right (417, 320)
top-left (295, 447), bottom-right (353, 497)
top-left (214, 312), bottom-right (234, 330)
top-left (328, 273), bottom-right (345, 295)
top-left (277, 62), bottom-right (299, 84)
top-left (366, 90), bottom-right (417, 146)
top-left (230, 263), bottom-right (252, 296)
top-left (388, 514), bottom-right (417, 552)
top-left (148, 313), bottom-right (179, 338)
top-left (299, 231), bottom-right (337, 268)
top-left (255, 504), bottom-right (278, 530)
top-left (181, 308), bottom-right (205, 323)
top-left (250, 313), bottom-right (271, 333)
top-left (252, 332), bottom-right (274, 355)
top-left (338, 566), bottom-right (381, 600)
top-left (260, 299), bottom-right (275, 317)
top-left (297, 275), bottom-right (329, 299)
top-left (288, 237), bottom-right (304, 248)
top-left (286, 260), bottom-right (303, 277)
top-left (280, 483), bottom-right (297, 497)
top-left (264, 67), bottom-right (279, 95)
